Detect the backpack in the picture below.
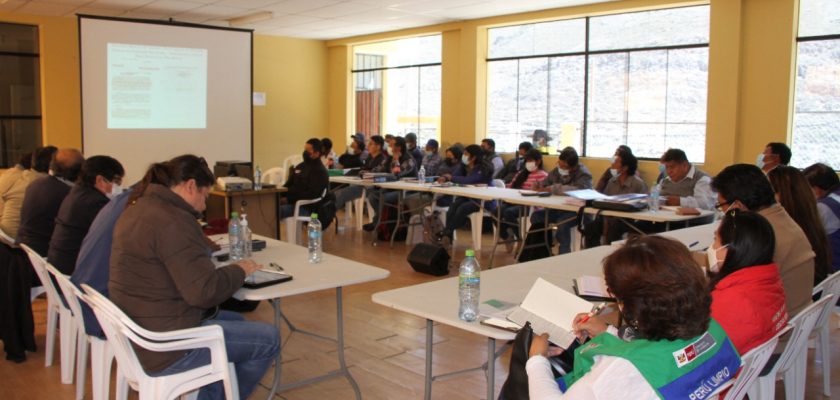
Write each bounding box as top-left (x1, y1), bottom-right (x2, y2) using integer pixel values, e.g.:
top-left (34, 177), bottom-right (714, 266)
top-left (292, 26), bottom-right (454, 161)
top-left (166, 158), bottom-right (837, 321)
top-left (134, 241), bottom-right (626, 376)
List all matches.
top-left (317, 191), bottom-right (337, 231)
top-left (575, 206), bottom-right (605, 249)
top-left (422, 207), bottom-right (446, 244)
top-left (517, 222), bottom-right (553, 262)
top-left (377, 204), bottom-right (408, 242)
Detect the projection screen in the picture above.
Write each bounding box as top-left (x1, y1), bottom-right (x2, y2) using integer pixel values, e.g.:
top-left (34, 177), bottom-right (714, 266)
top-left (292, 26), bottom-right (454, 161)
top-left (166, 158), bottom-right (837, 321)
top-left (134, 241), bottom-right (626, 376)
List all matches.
top-left (79, 15), bottom-right (252, 184)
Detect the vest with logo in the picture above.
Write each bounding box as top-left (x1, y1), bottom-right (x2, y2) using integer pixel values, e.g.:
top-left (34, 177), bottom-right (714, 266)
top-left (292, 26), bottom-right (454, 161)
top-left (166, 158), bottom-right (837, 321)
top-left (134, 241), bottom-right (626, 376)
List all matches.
top-left (559, 319), bottom-right (741, 400)
top-left (819, 189), bottom-right (840, 273)
top-left (660, 168), bottom-right (708, 198)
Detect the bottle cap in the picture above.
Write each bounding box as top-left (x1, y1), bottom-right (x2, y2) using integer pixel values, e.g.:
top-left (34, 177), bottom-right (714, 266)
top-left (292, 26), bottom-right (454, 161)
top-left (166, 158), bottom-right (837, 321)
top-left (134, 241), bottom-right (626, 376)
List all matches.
top-left (465, 249), bottom-right (475, 257)
top-left (230, 212), bottom-right (239, 218)
top-left (311, 213), bottom-right (319, 219)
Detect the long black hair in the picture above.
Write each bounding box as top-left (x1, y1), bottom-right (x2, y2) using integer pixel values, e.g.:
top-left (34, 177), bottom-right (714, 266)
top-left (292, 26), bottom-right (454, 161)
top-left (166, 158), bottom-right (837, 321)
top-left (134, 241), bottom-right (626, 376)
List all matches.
top-left (464, 144), bottom-right (493, 178)
top-left (129, 155), bottom-right (214, 205)
top-left (709, 209), bottom-right (776, 287)
top-left (511, 149), bottom-right (543, 189)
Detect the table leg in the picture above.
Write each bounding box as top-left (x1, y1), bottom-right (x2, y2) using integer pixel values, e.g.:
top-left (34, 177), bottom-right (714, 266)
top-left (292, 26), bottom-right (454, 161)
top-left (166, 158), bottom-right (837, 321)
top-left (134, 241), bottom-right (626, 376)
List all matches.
top-left (390, 191), bottom-right (404, 248)
top-left (486, 338), bottom-right (496, 400)
top-left (268, 299), bottom-right (283, 399)
top-left (425, 319), bottom-right (434, 400)
top-left (336, 287), bottom-right (362, 400)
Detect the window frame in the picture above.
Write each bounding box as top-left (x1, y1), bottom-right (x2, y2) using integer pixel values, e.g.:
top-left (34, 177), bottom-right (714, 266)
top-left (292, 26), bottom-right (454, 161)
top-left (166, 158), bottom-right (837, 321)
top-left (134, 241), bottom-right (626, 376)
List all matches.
top-left (0, 22), bottom-right (42, 168)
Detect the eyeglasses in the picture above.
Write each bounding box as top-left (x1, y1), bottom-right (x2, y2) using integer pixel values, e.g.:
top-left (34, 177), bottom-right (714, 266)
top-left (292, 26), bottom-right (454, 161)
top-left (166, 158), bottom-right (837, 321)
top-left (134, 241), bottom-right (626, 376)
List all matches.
top-left (714, 201), bottom-right (729, 211)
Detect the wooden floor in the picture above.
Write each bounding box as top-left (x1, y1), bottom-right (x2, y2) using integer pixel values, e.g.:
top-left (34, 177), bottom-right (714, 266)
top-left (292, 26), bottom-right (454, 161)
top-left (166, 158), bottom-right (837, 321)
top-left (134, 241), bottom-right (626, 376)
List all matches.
top-left (2, 211), bottom-right (839, 400)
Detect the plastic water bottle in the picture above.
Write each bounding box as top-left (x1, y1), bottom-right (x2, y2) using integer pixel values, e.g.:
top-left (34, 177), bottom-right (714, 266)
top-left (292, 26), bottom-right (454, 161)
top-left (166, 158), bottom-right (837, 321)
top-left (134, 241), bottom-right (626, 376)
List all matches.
top-left (228, 212), bottom-right (243, 261)
top-left (254, 165), bottom-right (262, 190)
top-left (459, 249), bottom-right (480, 322)
top-left (418, 165), bottom-right (426, 185)
top-left (240, 213), bottom-right (252, 258)
top-left (649, 184), bottom-right (660, 213)
top-left (308, 213), bottom-right (322, 263)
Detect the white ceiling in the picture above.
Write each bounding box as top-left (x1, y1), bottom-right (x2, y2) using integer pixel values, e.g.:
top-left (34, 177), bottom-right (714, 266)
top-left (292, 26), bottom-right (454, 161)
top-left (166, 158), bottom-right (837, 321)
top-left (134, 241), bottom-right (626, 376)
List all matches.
top-left (0, 0), bottom-right (615, 40)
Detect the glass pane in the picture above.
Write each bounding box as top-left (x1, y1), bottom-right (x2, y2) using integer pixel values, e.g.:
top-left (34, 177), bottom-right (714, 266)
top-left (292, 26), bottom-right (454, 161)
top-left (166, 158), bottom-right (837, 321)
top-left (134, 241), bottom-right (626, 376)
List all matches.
top-left (0, 23), bottom-right (38, 53)
top-left (665, 123), bottom-right (706, 163)
top-left (418, 65), bottom-right (441, 143)
top-left (587, 53), bottom-right (628, 123)
top-left (589, 6), bottom-right (709, 51)
top-left (548, 56), bottom-right (585, 151)
top-left (586, 122), bottom-right (625, 158)
top-left (354, 35), bottom-right (441, 69)
top-left (665, 48), bottom-right (709, 123)
top-left (0, 119), bottom-right (42, 168)
top-left (792, 39), bottom-right (840, 168)
top-left (487, 60), bottom-right (521, 152)
top-left (488, 18), bottom-right (585, 59)
top-left (383, 67), bottom-right (420, 135)
top-left (0, 55), bottom-right (41, 116)
top-left (798, 0), bottom-right (840, 37)
top-left (626, 123), bottom-right (665, 159)
top-left (517, 58), bottom-right (549, 142)
top-left (627, 50), bottom-right (667, 123)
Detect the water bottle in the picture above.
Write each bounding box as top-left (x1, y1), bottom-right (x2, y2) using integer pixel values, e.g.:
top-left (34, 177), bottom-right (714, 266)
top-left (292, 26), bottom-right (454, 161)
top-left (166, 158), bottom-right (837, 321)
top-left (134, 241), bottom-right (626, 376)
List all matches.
top-left (649, 184), bottom-right (660, 213)
top-left (418, 165), bottom-right (426, 185)
top-left (308, 213), bottom-right (322, 263)
top-left (458, 249), bottom-right (480, 322)
top-left (228, 212), bottom-right (243, 261)
top-left (240, 213), bottom-right (252, 258)
top-left (254, 165), bottom-right (262, 190)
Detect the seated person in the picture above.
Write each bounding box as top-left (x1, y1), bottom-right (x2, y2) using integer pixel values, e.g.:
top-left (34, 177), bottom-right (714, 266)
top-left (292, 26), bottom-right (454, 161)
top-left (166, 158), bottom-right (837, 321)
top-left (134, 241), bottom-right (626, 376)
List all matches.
top-left (481, 138), bottom-right (504, 178)
top-left (109, 155), bottom-right (278, 400)
top-left (803, 162), bottom-right (840, 274)
top-left (768, 166), bottom-right (831, 285)
top-left (531, 147), bottom-right (592, 254)
top-left (17, 148), bottom-right (84, 256)
top-left (48, 156), bottom-right (124, 275)
top-left (497, 141), bottom-right (533, 183)
top-left (532, 129), bottom-right (550, 154)
top-left (337, 133), bottom-right (367, 169)
top-left (434, 145), bottom-right (495, 242)
top-left (757, 142), bottom-right (791, 174)
top-left (657, 148), bottom-right (715, 210)
top-left (434, 146), bottom-right (465, 208)
top-left (320, 137), bottom-right (339, 169)
top-left (421, 139), bottom-right (442, 177)
top-left (280, 138), bottom-right (329, 219)
top-left (0, 151), bottom-right (32, 230)
top-left (0, 146), bottom-right (56, 239)
top-left (594, 145), bottom-right (633, 192)
top-left (334, 135), bottom-right (388, 211)
top-left (405, 132), bottom-right (424, 168)
top-left (527, 236), bottom-right (740, 399)
top-left (499, 149), bottom-right (548, 243)
top-left (712, 164), bottom-right (815, 316)
top-left (364, 136), bottom-right (417, 231)
top-left (602, 152), bottom-right (649, 243)
top-left (709, 209), bottom-right (788, 355)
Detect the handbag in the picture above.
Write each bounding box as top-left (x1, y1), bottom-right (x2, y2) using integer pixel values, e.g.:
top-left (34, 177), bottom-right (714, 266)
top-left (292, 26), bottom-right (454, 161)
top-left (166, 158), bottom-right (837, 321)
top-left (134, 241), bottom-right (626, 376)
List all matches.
top-left (498, 322), bottom-right (577, 400)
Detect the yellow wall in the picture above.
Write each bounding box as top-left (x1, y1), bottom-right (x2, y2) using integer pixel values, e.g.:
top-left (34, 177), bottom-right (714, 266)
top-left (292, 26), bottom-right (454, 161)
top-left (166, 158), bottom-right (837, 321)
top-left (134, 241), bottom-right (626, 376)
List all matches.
top-left (326, 0), bottom-right (805, 187)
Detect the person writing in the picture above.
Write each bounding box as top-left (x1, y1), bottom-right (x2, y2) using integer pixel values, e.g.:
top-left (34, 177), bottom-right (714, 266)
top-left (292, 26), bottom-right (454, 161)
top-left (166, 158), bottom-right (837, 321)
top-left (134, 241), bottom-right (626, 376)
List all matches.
top-left (527, 236), bottom-right (740, 399)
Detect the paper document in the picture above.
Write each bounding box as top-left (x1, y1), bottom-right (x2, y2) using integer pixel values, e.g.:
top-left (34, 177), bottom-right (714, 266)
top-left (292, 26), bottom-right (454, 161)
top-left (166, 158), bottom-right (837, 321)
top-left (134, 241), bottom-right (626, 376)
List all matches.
top-left (507, 278), bottom-right (594, 348)
top-left (575, 276), bottom-right (610, 298)
top-left (565, 189), bottom-right (609, 200)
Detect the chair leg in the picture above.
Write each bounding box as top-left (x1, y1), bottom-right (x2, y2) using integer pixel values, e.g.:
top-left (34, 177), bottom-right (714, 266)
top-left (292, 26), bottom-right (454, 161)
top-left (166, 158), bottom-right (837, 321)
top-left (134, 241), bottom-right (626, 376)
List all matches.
top-left (116, 366), bottom-right (129, 400)
top-left (818, 325), bottom-right (831, 397)
top-left (227, 362), bottom-right (239, 400)
top-left (469, 213), bottom-right (483, 251)
top-left (76, 332), bottom-right (90, 400)
top-left (284, 219), bottom-right (297, 245)
top-left (90, 338), bottom-right (112, 400)
top-left (59, 308), bottom-right (77, 384)
top-left (354, 197), bottom-right (365, 230)
top-left (46, 303), bottom-right (58, 367)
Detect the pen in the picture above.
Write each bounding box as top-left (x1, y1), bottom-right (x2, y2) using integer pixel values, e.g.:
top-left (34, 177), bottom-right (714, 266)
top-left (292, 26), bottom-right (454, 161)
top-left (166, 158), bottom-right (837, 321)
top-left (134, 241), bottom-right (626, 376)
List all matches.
top-left (578, 302), bottom-right (608, 324)
top-left (688, 241), bottom-right (699, 248)
top-left (269, 262), bottom-right (284, 271)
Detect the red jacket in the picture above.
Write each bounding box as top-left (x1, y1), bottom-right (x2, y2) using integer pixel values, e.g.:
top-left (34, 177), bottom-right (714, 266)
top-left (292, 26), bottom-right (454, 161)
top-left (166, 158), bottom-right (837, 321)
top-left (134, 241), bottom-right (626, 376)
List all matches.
top-left (711, 263), bottom-right (788, 355)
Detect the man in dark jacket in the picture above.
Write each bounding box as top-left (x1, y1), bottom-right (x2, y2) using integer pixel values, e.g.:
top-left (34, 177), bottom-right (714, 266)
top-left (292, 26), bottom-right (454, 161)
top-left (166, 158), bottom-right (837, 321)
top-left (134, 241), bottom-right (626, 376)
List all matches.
top-left (405, 132), bottom-right (424, 168)
top-left (280, 138), bottom-right (329, 219)
top-left (17, 148), bottom-right (84, 256)
top-left (496, 141), bottom-right (533, 183)
top-left (49, 155), bottom-right (124, 275)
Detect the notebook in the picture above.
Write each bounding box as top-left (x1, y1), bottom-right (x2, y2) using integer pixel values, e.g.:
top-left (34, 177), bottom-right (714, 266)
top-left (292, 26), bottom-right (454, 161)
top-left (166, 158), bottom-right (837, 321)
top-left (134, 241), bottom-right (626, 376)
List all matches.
top-left (506, 278), bottom-right (595, 348)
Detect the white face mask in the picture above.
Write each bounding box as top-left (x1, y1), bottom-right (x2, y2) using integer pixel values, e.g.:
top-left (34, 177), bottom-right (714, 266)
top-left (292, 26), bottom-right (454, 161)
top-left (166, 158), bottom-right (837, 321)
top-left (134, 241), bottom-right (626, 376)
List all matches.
top-left (706, 244), bottom-right (727, 273)
top-left (525, 161), bottom-right (537, 172)
top-left (611, 156), bottom-right (618, 164)
top-left (610, 168), bottom-right (619, 177)
top-left (756, 153), bottom-right (766, 169)
top-left (108, 183), bottom-right (123, 199)
top-left (347, 145), bottom-right (355, 155)
top-left (557, 167), bottom-right (570, 177)
top-left (461, 155), bottom-right (470, 165)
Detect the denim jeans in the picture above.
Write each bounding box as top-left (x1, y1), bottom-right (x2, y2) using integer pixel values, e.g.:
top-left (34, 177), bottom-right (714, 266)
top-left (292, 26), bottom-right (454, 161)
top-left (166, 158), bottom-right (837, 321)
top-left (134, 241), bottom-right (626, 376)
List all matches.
top-left (499, 204), bottom-right (525, 240)
top-left (530, 209), bottom-right (577, 254)
top-left (152, 311), bottom-right (280, 400)
top-left (367, 189), bottom-right (400, 226)
top-left (334, 186), bottom-right (364, 210)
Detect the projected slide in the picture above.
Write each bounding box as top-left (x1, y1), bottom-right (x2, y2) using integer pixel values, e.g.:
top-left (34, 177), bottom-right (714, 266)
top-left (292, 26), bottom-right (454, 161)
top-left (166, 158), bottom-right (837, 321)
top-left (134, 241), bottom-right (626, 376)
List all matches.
top-left (107, 43), bottom-right (207, 129)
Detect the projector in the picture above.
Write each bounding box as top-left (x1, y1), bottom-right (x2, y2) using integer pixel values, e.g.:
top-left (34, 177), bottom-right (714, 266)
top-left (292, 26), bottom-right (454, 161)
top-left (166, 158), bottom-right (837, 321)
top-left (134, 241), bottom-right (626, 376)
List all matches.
top-left (216, 177), bottom-right (253, 191)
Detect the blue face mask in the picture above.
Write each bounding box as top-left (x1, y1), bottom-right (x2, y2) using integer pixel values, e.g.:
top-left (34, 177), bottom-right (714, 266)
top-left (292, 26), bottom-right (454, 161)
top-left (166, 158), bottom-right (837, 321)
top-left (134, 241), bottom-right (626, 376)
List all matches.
top-left (658, 164), bottom-right (666, 174)
top-left (462, 155), bottom-right (470, 165)
top-left (756, 153), bottom-right (766, 169)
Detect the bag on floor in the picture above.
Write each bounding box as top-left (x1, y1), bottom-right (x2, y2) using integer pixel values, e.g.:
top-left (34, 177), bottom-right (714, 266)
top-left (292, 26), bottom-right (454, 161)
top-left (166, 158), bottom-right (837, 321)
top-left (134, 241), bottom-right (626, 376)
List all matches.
top-left (422, 207), bottom-right (446, 244)
top-left (498, 322), bottom-right (577, 400)
top-left (517, 221), bottom-right (553, 262)
top-left (407, 242), bottom-right (450, 276)
top-left (377, 204), bottom-right (408, 242)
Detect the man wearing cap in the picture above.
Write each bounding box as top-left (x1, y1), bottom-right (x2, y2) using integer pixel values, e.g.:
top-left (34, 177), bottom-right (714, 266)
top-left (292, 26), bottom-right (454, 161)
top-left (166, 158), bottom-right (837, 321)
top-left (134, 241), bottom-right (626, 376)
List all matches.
top-left (421, 139), bottom-right (442, 177)
top-left (405, 133), bottom-right (424, 168)
top-left (338, 133), bottom-right (368, 169)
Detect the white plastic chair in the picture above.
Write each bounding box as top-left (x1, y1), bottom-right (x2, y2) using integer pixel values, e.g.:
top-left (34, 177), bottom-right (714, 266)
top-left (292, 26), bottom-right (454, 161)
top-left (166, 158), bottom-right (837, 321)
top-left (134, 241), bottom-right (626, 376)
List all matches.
top-left (0, 228), bottom-right (43, 300)
top-left (722, 325), bottom-right (790, 400)
top-left (47, 264), bottom-right (119, 400)
top-left (80, 284), bottom-right (238, 400)
top-left (811, 271), bottom-right (840, 397)
top-left (20, 243), bottom-right (76, 384)
top-left (458, 179), bottom-right (504, 251)
top-left (747, 294), bottom-right (835, 400)
top-left (261, 167), bottom-right (285, 186)
top-left (282, 188), bottom-right (326, 245)
top-left (281, 154), bottom-right (303, 176)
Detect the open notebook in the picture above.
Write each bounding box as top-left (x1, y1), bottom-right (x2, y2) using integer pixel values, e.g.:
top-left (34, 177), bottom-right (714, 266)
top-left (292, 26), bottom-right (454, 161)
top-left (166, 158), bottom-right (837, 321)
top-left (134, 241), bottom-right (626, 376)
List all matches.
top-left (506, 278), bottom-right (595, 349)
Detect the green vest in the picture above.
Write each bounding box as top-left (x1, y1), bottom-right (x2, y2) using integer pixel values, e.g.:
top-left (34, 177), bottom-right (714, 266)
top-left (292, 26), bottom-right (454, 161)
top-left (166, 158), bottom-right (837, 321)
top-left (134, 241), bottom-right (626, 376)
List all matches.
top-left (561, 319), bottom-right (741, 399)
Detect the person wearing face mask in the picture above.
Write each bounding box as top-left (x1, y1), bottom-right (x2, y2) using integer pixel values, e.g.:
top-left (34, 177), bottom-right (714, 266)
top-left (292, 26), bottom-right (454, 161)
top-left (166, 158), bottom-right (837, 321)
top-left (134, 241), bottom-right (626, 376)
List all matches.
top-left (595, 145), bottom-right (634, 193)
top-left (48, 155), bottom-right (124, 275)
top-left (435, 145), bottom-right (496, 242)
top-left (708, 209), bottom-right (788, 356)
top-left (497, 142), bottom-right (533, 183)
top-left (757, 142), bottom-right (791, 174)
top-left (334, 135), bottom-right (387, 212)
top-left (803, 163), bottom-right (840, 275)
top-left (711, 164), bottom-right (814, 317)
top-left (421, 139), bottom-right (442, 177)
top-left (280, 138), bottom-right (329, 220)
top-left (363, 137), bottom-right (417, 231)
top-left (337, 133), bottom-right (367, 169)
top-left (405, 133), bottom-right (424, 169)
top-left (658, 148), bottom-right (715, 210)
top-left (434, 146), bottom-right (465, 208)
top-left (531, 147), bottom-right (592, 254)
top-left (499, 150), bottom-right (548, 246)
top-left (601, 152), bottom-right (649, 243)
top-left (480, 138), bottom-right (504, 178)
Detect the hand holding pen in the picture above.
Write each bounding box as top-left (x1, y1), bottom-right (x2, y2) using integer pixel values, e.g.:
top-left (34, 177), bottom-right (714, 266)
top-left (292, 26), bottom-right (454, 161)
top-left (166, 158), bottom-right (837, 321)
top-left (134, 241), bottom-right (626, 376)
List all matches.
top-left (573, 302), bottom-right (609, 343)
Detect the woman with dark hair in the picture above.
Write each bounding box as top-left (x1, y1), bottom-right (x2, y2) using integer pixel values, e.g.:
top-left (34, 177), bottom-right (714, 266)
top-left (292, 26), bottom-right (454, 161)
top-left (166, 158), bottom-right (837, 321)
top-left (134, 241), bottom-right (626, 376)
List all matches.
top-left (434, 146), bottom-right (465, 208)
top-left (363, 137), bottom-right (417, 231)
top-left (435, 144), bottom-right (496, 242)
top-left (768, 165), bottom-right (831, 285)
top-left (499, 150), bottom-right (548, 243)
top-left (708, 210), bottom-right (788, 355)
top-left (110, 155), bottom-right (279, 400)
top-left (527, 236), bottom-right (740, 398)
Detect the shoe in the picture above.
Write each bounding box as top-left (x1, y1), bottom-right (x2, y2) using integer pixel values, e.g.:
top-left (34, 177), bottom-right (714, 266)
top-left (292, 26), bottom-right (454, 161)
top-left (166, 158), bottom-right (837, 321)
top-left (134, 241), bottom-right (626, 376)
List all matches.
top-left (504, 241), bottom-right (514, 254)
top-left (363, 223), bottom-right (376, 232)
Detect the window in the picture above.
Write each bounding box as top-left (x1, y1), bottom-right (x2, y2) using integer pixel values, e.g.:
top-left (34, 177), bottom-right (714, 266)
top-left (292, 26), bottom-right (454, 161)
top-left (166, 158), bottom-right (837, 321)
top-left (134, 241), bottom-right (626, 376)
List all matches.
top-left (486, 6), bottom-right (709, 161)
top-left (0, 22), bottom-right (41, 168)
top-left (352, 35), bottom-right (441, 144)
top-left (791, 0), bottom-right (840, 169)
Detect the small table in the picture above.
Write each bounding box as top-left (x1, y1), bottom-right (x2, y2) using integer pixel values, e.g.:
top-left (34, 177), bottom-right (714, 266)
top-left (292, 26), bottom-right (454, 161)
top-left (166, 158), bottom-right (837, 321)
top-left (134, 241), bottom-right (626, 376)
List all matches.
top-left (207, 188), bottom-right (287, 239)
top-left (232, 235), bottom-right (390, 399)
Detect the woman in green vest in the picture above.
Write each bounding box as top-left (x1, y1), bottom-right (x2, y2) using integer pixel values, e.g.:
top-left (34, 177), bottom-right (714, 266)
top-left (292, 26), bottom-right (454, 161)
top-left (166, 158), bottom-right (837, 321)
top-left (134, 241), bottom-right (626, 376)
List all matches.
top-left (527, 236), bottom-right (741, 399)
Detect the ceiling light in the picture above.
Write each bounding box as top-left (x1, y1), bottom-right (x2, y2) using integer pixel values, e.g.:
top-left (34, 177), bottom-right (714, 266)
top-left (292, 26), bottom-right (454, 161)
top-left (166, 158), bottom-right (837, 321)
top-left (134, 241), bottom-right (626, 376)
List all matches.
top-left (228, 11), bottom-right (273, 27)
